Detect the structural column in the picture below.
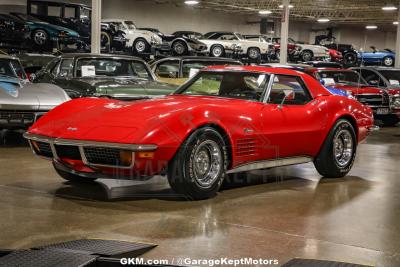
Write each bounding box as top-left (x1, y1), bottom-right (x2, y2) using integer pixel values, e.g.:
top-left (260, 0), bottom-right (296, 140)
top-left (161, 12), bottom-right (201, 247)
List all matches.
top-left (91, 0), bottom-right (102, 54)
top-left (395, 5), bottom-right (400, 68)
top-left (279, 0), bottom-right (290, 64)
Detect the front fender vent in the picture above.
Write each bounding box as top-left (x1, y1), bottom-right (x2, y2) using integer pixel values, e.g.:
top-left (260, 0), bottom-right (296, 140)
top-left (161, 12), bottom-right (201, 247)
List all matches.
top-left (236, 138), bottom-right (258, 157)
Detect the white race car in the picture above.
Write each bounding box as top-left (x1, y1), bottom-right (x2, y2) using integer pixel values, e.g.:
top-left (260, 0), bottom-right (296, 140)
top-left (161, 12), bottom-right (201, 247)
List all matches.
top-left (204, 31), bottom-right (272, 60)
top-left (102, 19), bottom-right (162, 54)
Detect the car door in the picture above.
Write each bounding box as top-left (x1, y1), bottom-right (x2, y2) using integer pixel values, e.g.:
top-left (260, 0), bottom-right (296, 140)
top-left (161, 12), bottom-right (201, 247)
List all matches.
top-left (261, 74), bottom-right (328, 159)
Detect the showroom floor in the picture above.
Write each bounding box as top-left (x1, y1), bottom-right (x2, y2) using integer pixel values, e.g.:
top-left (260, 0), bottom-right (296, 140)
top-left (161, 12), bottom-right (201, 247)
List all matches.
top-left (0, 127), bottom-right (399, 266)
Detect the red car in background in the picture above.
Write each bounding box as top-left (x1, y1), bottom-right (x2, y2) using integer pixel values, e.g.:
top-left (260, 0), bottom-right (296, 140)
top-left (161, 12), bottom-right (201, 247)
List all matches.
top-left (328, 49), bottom-right (343, 63)
top-left (24, 66), bottom-right (374, 200)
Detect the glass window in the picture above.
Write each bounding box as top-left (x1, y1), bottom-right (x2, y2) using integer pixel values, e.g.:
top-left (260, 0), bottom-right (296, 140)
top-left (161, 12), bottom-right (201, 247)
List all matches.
top-left (268, 75), bottom-right (312, 105)
top-left (125, 21), bottom-right (136, 30)
top-left (80, 7), bottom-right (91, 20)
top-left (0, 59), bottom-right (18, 78)
top-left (182, 60), bottom-right (241, 78)
top-left (356, 69), bottom-right (386, 87)
top-left (48, 6), bottom-right (61, 17)
top-left (376, 70), bottom-right (400, 86)
top-left (178, 71), bottom-right (269, 101)
top-left (64, 7), bottom-right (76, 18)
top-left (30, 4), bottom-right (38, 15)
top-left (76, 58), bottom-right (151, 79)
top-left (317, 71), bottom-right (366, 85)
top-left (155, 60), bottom-right (180, 78)
top-left (10, 60), bottom-right (26, 80)
top-left (57, 59), bottom-right (73, 77)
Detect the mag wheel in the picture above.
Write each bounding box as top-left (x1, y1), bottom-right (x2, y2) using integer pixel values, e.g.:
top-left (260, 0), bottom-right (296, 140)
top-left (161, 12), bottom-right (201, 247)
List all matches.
top-left (247, 47), bottom-right (260, 60)
top-left (343, 52), bottom-right (357, 66)
top-left (54, 166), bottom-right (97, 183)
top-left (32, 30), bottom-right (48, 46)
top-left (314, 119), bottom-right (357, 178)
top-left (210, 45), bottom-right (224, 57)
top-left (133, 38), bottom-right (149, 54)
top-left (167, 127), bottom-right (227, 200)
top-left (383, 56), bottom-right (394, 67)
top-left (172, 41), bottom-right (188, 55)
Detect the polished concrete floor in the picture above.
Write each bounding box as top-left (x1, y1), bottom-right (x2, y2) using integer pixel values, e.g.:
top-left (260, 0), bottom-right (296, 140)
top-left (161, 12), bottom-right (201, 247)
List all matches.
top-left (0, 127), bottom-right (399, 266)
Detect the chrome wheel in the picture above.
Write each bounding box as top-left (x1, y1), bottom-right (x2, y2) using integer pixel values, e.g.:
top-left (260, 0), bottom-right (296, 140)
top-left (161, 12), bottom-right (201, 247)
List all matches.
top-left (173, 42), bottom-right (186, 55)
top-left (333, 129), bottom-right (354, 167)
top-left (248, 48), bottom-right (260, 59)
top-left (34, 30), bottom-right (47, 45)
top-left (211, 46), bottom-right (223, 57)
top-left (302, 51), bottom-right (313, 61)
top-left (192, 140), bottom-right (222, 188)
top-left (135, 40), bottom-right (146, 53)
top-left (384, 57), bottom-right (393, 66)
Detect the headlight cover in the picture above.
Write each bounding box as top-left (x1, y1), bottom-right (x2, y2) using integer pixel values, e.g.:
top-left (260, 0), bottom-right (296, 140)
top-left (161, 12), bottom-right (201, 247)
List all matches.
top-left (392, 95), bottom-right (400, 108)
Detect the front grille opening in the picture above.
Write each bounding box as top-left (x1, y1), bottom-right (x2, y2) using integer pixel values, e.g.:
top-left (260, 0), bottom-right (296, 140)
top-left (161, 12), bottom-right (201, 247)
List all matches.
top-left (83, 147), bottom-right (132, 167)
top-left (31, 141), bottom-right (53, 158)
top-left (55, 145), bottom-right (81, 160)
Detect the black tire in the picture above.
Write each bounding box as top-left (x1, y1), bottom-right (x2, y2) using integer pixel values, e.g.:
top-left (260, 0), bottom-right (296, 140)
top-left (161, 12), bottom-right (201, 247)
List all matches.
top-left (343, 52), bottom-right (358, 66)
top-left (172, 40), bottom-right (188, 56)
top-left (210, 45), bottom-right (225, 57)
top-left (32, 29), bottom-right (48, 47)
top-left (247, 47), bottom-right (261, 60)
top-left (133, 38), bottom-right (150, 54)
top-left (167, 127), bottom-right (228, 200)
top-left (381, 115), bottom-right (399, 127)
top-left (54, 167), bottom-right (97, 183)
top-left (301, 50), bottom-right (314, 62)
top-left (383, 56), bottom-right (394, 67)
top-left (314, 119), bottom-right (357, 178)
top-left (101, 31), bottom-right (112, 52)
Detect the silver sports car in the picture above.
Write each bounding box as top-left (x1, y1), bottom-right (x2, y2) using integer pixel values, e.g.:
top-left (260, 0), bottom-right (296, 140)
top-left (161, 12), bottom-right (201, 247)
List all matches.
top-left (0, 54), bottom-right (70, 130)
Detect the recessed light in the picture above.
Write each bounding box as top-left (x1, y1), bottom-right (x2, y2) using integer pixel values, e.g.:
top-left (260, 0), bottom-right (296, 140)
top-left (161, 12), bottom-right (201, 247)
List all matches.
top-left (394, 21), bottom-right (399, 25)
top-left (184, 0), bottom-right (199, 5)
top-left (317, 18), bottom-right (330, 23)
top-left (259, 10), bottom-right (272, 15)
top-left (279, 4), bottom-right (294, 8)
top-left (382, 6), bottom-right (397, 11)
top-left (366, 25), bottom-right (378, 29)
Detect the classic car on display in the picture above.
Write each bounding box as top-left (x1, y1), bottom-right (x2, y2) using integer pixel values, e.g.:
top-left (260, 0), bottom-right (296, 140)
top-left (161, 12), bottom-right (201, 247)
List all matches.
top-left (102, 19), bottom-right (163, 55)
top-left (150, 56), bottom-right (242, 85)
top-left (328, 48), bottom-right (343, 63)
top-left (267, 37), bottom-right (330, 62)
top-left (0, 54), bottom-right (69, 130)
top-left (243, 34), bottom-right (302, 62)
top-left (204, 31), bottom-right (271, 60)
top-left (138, 28), bottom-right (208, 56)
top-left (358, 47), bottom-right (395, 67)
top-left (352, 66), bottom-right (400, 125)
top-left (27, 0), bottom-right (126, 52)
top-left (315, 35), bottom-right (358, 66)
top-left (24, 65), bottom-right (374, 200)
top-left (16, 53), bottom-right (56, 80)
top-left (9, 12), bottom-right (80, 49)
top-left (33, 53), bottom-right (177, 99)
top-left (0, 14), bottom-right (29, 49)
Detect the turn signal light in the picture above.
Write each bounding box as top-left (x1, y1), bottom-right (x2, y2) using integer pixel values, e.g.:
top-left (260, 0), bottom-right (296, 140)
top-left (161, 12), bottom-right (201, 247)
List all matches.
top-left (137, 152), bottom-right (154, 159)
top-left (119, 150), bottom-right (133, 166)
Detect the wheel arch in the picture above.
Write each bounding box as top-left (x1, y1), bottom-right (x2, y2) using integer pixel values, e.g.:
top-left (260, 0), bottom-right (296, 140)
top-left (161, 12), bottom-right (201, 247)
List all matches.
top-left (335, 114), bottom-right (359, 142)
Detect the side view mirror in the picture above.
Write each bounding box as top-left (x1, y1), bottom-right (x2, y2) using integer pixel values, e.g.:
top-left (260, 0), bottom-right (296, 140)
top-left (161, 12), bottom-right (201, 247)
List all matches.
top-left (278, 90), bottom-right (295, 109)
top-left (368, 80), bottom-right (379, 86)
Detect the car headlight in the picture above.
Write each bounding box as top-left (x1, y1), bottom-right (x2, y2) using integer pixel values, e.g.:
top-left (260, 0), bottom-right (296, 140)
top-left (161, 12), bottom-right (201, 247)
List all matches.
top-left (392, 95), bottom-right (400, 108)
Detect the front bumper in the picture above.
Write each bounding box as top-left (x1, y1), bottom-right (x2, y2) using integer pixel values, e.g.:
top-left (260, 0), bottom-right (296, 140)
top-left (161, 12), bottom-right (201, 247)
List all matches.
top-left (0, 111), bottom-right (47, 130)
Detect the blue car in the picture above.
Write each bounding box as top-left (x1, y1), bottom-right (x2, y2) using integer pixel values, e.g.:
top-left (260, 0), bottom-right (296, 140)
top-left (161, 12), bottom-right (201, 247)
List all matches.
top-left (324, 85), bottom-right (348, 97)
top-left (358, 46), bottom-right (395, 67)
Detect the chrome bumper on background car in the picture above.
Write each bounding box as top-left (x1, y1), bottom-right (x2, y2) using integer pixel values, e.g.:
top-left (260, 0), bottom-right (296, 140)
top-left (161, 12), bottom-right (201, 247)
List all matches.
top-left (0, 111), bottom-right (47, 129)
top-left (23, 133), bottom-right (157, 169)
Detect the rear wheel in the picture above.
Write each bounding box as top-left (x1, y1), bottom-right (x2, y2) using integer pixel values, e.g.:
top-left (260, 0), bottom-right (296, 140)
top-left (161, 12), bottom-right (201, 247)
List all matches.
top-left (32, 29), bottom-right (48, 47)
top-left (343, 52), bottom-right (358, 66)
top-left (383, 56), bottom-right (394, 67)
top-left (210, 45), bottom-right (225, 57)
top-left (247, 47), bottom-right (260, 60)
top-left (133, 38), bottom-right (149, 54)
top-left (167, 127), bottom-right (227, 200)
top-left (54, 167), bottom-right (97, 183)
top-left (172, 40), bottom-right (188, 55)
top-left (101, 31), bottom-right (112, 52)
top-left (301, 50), bottom-right (313, 61)
top-left (314, 119), bottom-right (357, 178)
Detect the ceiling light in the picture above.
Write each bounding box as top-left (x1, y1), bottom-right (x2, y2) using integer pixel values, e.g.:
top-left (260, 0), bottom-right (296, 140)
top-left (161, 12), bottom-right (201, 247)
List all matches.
top-left (259, 10), bottom-right (272, 15)
top-left (366, 25), bottom-right (378, 29)
top-left (382, 6), bottom-right (397, 11)
top-left (184, 0), bottom-right (199, 5)
top-left (279, 4), bottom-right (294, 8)
top-left (394, 21), bottom-right (399, 25)
top-left (317, 18), bottom-right (330, 23)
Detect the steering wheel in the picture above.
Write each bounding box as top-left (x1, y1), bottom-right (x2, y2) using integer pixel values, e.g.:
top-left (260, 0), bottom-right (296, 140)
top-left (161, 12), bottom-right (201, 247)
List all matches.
top-left (224, 88), bottom-right (261, 100)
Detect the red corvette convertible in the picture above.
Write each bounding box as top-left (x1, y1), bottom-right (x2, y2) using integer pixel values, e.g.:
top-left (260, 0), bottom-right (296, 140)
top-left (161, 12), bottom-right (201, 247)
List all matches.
top-left (24, 66), bottom-right (374, 200)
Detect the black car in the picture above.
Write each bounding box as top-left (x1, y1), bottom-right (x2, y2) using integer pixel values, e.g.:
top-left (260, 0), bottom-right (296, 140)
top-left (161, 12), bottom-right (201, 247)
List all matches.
top-left (138, 28), bottom-right (207, 56)
top-left (33, 53), bottom-right (177, 99)
top-left (315, 35), bottom-right (358, 66)
top-left (0, 14), bottom-right (29, 48)
top-left (27, 0), bottom-right (126, 52)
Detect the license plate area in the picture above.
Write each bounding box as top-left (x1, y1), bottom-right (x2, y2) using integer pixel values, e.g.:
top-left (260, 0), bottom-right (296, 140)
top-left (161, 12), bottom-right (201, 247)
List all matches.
top-left (376, 108), bottom-right (389, 115)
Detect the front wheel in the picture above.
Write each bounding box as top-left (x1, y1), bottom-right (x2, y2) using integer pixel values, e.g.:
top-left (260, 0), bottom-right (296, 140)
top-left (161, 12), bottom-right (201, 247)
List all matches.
top-left (343, 52), bottom-right (358, 66)
top-left (167, 127), bottom-right (227, 200)
top-left (314, 119), bottom-right (357, 178)
top-left (210, 45), bottom-right (225, 57)
top-left (54, 166), bottom-right (97, 183)
top-left (247, 47), bottom-right (260, 60)
top-left (32, 29), bottom-right (48, 47)
top-left (133, 38), bottom-right (149, 54)
top-left (101, 31), bottom-right (112, 52)
top-left (172, 40), bottom-right (188, 55)
top-left (301, 50), bottom-right (313, 62)
top-left (383, 56), bottom-right (394, 67)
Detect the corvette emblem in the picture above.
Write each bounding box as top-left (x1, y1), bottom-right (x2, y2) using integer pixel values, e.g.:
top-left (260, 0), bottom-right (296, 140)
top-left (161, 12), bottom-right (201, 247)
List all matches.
top-left (67, 127), bottom-right (78, 131)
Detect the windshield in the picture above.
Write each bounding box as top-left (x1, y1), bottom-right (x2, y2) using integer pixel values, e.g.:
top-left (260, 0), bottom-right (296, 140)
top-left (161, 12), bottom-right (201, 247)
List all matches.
top-left (15, 13), bottom-right (43, 22)
top-left (125, 21), bottom-right (136, 30)
top-left (235, 33), bottom-right (244, 40)
top-left (80, 7), bottom-right (91, 20)
top-left (377, 70), bottom-right (400, 86)
top-left (176, 71), bottom-right (269, 101)
top-left (182, 61), bottom-right (242, 78)
top-left (317, 71), bottom-right (366, 85)
top-left (0, 59), bottom-right (26, 79)
top-left (76, 58), bottom-right (152, 79)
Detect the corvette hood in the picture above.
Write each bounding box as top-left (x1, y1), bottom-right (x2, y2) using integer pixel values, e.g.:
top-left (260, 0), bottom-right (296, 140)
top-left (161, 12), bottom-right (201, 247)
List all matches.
top-left (29, 95), bottom-right (253, 142)
top-left (0, 79), bottom-right (69, 110)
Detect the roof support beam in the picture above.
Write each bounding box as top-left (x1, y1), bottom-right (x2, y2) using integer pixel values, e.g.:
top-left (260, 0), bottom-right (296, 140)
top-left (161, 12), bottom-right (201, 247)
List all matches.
top-left (280, 0), bottom-right (290, 64)
top-left (91, 0), bottom-right (102, 54)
